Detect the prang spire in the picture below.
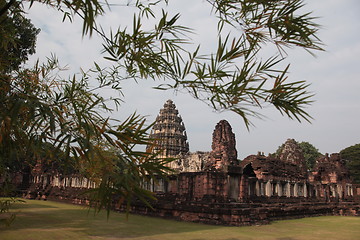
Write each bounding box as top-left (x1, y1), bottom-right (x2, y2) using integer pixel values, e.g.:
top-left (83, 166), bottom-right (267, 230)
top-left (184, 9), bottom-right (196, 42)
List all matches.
top-left (149, 100), bottom-right (189, 158)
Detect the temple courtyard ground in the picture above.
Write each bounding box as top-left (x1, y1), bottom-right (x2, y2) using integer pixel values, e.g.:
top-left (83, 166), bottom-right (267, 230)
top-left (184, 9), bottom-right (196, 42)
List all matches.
top-left (0, 200), bottom-right (359, 240)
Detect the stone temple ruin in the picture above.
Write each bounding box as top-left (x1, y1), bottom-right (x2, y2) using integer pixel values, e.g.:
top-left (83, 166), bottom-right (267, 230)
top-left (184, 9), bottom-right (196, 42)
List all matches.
top-left (147, 99), bottom-right (191, 170)
top-left (135, 100), bottom-right (359, 224)
top-left (147, 100), bottom-right (240, 173)
top-left (144, 100), bottom-right (355, 199)
top-left (7, 99), bottom-right (359, 226)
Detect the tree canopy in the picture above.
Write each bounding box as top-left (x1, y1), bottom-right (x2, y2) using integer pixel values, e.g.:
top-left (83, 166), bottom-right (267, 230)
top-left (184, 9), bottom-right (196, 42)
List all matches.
top-left (0, 0), bottom-right (40, 73)
top-left (340, 144), bottom-right (360, 184)
top-left (0, 0), bottom-right (324, 214)
top-left (275, 140), bottom-right (322, 170)
top-left (298, 141), bottom-right (323, 170)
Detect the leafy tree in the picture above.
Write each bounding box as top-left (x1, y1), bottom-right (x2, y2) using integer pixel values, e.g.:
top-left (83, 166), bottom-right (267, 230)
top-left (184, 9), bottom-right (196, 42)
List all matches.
top-left (0, 0), bottom-right (324, 214)
top-left (340, 144), bottom-right (360, 184)
top-left (298, 141), bottom-right (323, 170)
top-left (0, 57), bottom-right (172, 211)
top-left (0, 0), bottom-right (40, 73)
top-left (275, 140), bottom-right (322, 170)
top-left (0, 5), bottom-right (40, 224)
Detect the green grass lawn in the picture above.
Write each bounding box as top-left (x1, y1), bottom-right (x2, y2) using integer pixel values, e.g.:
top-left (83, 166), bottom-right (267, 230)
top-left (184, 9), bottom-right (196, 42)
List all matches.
top-left (0, 200), bottom-right (359, 240)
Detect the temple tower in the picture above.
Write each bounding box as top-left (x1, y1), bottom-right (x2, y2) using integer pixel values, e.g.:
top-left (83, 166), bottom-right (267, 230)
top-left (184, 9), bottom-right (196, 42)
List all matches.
top-left (149, 100), bottom-right (189, 161)
top-left (207, 120), bottom-right (238, 170)
top-left (279, 139), bottom-right (307, 172)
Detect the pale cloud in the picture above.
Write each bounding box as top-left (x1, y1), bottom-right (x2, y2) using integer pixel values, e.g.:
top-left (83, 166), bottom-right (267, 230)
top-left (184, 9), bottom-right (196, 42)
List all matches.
top-left (25, 0), bottom-right (360, 158)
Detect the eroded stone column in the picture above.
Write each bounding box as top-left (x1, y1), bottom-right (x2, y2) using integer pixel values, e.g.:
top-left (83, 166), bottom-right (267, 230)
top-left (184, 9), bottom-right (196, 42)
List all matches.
top-left (276, 182), bottom-right (282, 196)
top-left (265, 181), bottom-right (272, 197)
top-left (337, 184), bottom-right (343, 199)
top-left (304, 183), bottom-right (308, 198)
top-left (260, 181), bottom-right (265, 196)
top-left (255, 180), bottom-right (260, 196)
top-left (294, 183), bottom-right (299, 197)
top-left (286, 182), bottom-right (291, 197)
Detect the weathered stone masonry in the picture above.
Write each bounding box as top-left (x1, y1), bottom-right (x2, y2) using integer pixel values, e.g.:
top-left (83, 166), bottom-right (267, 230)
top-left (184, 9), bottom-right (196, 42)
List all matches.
top-left (16, 99), bottom-right (360, 225)
top-left (130, 100), bottom-right (359, 225)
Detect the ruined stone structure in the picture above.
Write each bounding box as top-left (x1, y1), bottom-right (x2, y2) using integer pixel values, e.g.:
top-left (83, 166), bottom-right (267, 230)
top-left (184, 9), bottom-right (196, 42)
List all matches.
top-left (148, 99), bottom-right (189, 170)
top-left (238, 139), bottom-right (310, 199)
top-left (134, 100), bottom-right (358, 224)
top-left (206, 120), bottom-right (238, 171)
top-left (180, 151), bottom-right (210, 172)
top-left (279, 138), bottom-right (308, 172)
top-left (146, 135), bottom-right (355, 202)
top-left (13, 99), bottom-right (359, 226)
top-left (309, 153), bottom-right (354, 199)
top-left (148, 107), bottom-right (240, 173)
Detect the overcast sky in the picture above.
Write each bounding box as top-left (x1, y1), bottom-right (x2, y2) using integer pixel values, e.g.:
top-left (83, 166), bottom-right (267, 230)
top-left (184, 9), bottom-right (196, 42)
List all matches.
top-left (25, 0), bottom-right (360, 159)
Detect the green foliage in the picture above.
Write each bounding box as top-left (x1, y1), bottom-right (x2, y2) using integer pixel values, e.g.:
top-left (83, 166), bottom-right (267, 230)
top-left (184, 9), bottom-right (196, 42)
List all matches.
top-left (98, 0), bottom-right (323, 128)
top-left (27, 0), bottom-right (323, 127)
top-left (298, 141), bottom-right (323, 170)
top-left (0, 0), bottom-right (40, 73)
top-left (275, 140), bottom-right (322, 170)
top-left (0, 0), bottom-right (324, 215)
top-left (340, 144), bottom-right (360, 184)
top-left (0, 56), bottom-right (173, 215)
top-left (28, 0), bottom-right (106, 36)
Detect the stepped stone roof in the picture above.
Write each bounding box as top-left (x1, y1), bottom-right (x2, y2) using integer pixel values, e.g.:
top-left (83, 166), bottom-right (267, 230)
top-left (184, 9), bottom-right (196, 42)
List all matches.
top-left (240, 139), bottom-right (308, 181)
top-left (149, 100), bottom-right (189, 157)
top-left (240, 154), bottom-right (308, 182)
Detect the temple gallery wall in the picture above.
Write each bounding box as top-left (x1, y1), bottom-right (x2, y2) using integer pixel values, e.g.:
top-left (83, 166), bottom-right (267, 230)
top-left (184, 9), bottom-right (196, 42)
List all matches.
top-left (6, 99), bottom-right (359, 226)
